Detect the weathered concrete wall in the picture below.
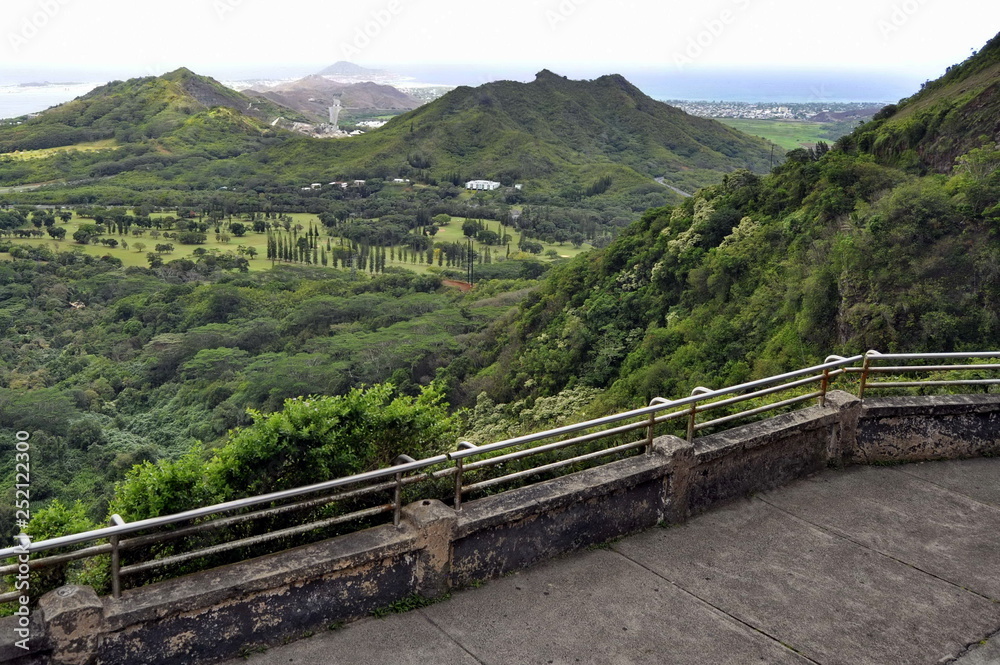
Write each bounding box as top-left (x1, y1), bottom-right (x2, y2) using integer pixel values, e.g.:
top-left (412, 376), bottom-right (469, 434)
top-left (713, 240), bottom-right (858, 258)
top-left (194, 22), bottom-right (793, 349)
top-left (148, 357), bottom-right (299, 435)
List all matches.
top-left (450, 444), bottom-right (677, 585)
top-left (99, 522), bottom-right (421, 665)
top-left (854, 394), bottom-right (1000, 463)
top-left (686, 404), bottom-right (842, 517)
top-left (4, 391), bottom-right (998, 665)
top-left (0, 615), bottom-right (49, 665)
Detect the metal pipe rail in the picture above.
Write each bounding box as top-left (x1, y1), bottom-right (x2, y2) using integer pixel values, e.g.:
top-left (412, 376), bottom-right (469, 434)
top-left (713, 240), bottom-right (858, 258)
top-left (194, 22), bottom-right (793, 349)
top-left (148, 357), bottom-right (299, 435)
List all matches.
top-left (855, 351), bottom-right (1000, 400)
top-left (2, 350), bottom-right (997, 603)
top-left (443, 355), bottom-right (863, 504)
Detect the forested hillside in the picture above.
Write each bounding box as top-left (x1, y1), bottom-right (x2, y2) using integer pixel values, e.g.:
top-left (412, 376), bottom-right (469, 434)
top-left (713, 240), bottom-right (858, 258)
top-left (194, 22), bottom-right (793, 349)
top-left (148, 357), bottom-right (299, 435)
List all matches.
top-left (448, 36), bottom-right (1000, 410)
top-left (261, 69), bottom-right (779, 195)
top-left (2, 35), bottom-right (997, 574)
top-left (0, 68), bottom-right (778, 212)
top-left (0, 69), bottom-right (299, 187)
top-left (0, 252), bottom-right (522, 535)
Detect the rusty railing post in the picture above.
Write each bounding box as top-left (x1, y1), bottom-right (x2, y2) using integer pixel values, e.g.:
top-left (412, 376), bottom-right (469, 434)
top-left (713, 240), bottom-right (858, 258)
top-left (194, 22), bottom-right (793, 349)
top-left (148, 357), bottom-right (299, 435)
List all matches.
top-left (647, 398), bottom-right (671, 454)
top-left (392, 455), bottom-right (415, 527)
top-left (687, 387), bottom-right (711, 443)
top-left (453, 442), bottom-right (477, 512)
top-left (859, 350), bottom-right (880, 402)
top-left (108, 514), bottom-right (125, 599)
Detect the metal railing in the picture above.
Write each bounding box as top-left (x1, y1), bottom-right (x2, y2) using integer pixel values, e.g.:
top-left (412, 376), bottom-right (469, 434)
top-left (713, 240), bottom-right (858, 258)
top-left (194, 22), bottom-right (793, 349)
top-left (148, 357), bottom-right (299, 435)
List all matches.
top-left (2, 349), bottom-right (998, 602)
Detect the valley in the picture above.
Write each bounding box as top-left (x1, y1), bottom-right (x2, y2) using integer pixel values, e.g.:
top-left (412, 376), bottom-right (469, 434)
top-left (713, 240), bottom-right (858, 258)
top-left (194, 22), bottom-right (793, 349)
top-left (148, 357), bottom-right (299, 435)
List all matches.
top-left (0, 28), bottom-right (998, 612)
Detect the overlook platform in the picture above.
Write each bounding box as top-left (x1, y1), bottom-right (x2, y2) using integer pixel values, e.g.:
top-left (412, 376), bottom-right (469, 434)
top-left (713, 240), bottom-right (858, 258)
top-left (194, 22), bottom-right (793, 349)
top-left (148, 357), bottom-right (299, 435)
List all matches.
top-left (227, 457), bottom-right (1000, 665)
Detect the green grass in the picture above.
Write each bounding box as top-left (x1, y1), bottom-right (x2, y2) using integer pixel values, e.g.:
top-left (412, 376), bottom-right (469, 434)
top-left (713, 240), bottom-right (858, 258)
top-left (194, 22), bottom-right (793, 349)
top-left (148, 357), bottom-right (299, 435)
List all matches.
top-left (1, 213), bottom-right (592, 273)
top-left (3, 139), bottom-right (118, 160)
top-left (370, 593), bottom-right (450, 619)
top-left (715, 119), bottom-right (831, 151)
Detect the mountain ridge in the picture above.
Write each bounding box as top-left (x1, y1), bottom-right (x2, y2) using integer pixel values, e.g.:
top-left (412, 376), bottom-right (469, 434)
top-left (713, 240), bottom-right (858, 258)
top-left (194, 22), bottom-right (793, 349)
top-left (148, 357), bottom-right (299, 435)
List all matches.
top-left (0, 67), bottom-right (781, 201)
top-left (446, 32), bottom-right (1000, 408)
top-left (271, 69), bottom-right (781, 194)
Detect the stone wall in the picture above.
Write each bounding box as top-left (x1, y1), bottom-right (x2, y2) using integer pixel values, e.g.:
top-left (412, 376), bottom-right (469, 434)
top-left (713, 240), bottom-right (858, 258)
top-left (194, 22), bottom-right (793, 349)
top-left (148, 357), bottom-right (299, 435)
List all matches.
top-left (3, 391), bottom-right (997, 665)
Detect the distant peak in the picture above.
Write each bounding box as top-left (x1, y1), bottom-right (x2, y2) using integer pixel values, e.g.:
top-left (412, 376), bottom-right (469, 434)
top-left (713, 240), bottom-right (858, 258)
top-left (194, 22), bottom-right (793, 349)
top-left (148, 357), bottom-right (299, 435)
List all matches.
top-left (317, 61), bottom-right (386, 76)
top-left (534, 69), bottom-right (565, 81)
top-left (161, 67), bottom-right (200, 82)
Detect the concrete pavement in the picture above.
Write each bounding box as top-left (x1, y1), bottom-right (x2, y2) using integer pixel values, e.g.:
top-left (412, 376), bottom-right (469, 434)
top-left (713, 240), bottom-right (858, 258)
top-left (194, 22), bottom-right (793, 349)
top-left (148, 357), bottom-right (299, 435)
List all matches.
top-left (224, 458), bottom-right (1000, 665)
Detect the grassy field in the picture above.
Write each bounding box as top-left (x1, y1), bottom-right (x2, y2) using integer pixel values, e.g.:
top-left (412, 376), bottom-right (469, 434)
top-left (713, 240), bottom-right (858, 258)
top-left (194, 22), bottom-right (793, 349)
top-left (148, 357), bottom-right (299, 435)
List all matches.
top-left (3, 139), bottom-right (118, 160)
top-left (1, 212), bottom-right (592, 273)
top-left (715, 119), bottom-right (830, 151)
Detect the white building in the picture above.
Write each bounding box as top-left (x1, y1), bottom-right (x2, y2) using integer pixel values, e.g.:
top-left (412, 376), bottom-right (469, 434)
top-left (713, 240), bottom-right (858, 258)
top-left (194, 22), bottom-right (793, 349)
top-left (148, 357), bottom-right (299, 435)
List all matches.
top-left (466, 180), bottom-right (502, 191)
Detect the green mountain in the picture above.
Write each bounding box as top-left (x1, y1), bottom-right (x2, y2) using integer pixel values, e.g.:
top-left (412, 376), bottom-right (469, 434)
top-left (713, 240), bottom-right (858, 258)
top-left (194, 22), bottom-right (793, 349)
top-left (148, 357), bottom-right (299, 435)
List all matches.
top-left (0, 68), bottom-right (301, 153)
top-left (0, 69), bottom-right (306, 186)
top-left (0, 69), bottom-right (779, 204)
top-left (263, 69), bottom-right (779, 195)
top-left (847, 32), bottom-right (1000, 172)
top-left (449, 34), bottom-right (1000, 409)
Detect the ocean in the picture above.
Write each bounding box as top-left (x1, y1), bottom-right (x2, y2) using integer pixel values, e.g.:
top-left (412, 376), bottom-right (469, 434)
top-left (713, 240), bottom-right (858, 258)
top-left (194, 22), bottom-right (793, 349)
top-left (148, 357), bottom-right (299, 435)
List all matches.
top-left (0, 82), bottom-right (101, 119)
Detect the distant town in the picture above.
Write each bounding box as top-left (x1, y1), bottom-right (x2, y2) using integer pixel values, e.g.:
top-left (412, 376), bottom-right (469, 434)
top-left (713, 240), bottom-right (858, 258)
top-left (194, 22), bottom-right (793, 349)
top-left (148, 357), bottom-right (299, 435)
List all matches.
top-left (665, 100), bottom-right (886, 121)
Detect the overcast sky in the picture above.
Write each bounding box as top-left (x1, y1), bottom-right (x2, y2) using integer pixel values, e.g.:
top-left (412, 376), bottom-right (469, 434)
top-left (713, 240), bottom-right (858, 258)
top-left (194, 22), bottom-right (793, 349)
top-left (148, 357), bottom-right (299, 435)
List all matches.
top-left (2, 0), bottom-right (998, 82)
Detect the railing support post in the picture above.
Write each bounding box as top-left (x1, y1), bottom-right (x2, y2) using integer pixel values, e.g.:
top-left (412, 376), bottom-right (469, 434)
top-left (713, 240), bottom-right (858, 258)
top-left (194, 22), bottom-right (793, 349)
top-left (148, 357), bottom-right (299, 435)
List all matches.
top-left (686, 405), bottom-right (697, 443)
top-left (453, 442), bottom-right (478, 512)
top-left (687, 388), bottom-right (711, 443)
top-left (392, 456), bottom-right (416, 527)
top-left (820, 356), bottom-right (847, 408)
top-left (647, 398), bottom-right (671, 454)
top-left (108, 514), bottom-right (125, 599)
top-left (454, 459), bottom-right (464, 511)
top-left (859, 350), bottom-right (880, 402)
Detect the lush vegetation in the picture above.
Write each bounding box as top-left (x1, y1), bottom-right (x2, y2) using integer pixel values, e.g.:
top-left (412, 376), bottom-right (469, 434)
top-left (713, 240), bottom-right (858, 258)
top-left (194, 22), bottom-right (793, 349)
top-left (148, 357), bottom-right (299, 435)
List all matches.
top-left (0, 253), bottom-right (528, 539)
top-left (715, 119), bottom-right (844, 151)
top-left (444, 38), bottom-right (1000, 409)
top-left (845, 32), bottom-right (1000, 172)
top-left (0, 68), bottom-right (781, 232)
top-left (2, 33), bottom-right (998, 602)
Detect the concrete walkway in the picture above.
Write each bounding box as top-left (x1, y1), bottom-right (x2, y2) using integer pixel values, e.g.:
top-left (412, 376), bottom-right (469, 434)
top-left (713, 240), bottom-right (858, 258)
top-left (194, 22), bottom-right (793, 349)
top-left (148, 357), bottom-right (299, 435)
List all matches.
top-left (224, 458), bottom-right (1000, 665)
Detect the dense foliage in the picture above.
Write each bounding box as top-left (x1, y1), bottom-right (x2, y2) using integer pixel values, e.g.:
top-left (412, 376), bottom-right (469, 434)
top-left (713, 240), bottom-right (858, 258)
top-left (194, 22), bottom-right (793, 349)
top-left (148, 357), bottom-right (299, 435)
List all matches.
top-left (109, 383), bottom-right (458, 521)
top-left (0, 68), bottom-right (781, 236)
top-left (2, 33), bottom-right (998, 577)
top-left (0, 255), bottom-right (510, 536)
top-left (449, 109), bottom-right (1000, 410)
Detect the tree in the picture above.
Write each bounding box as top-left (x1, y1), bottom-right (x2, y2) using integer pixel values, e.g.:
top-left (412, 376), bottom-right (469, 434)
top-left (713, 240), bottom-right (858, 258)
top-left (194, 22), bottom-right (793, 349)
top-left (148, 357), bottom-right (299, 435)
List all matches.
top-left (147, 253), bottom-right (163, 268)
top-left (47, 226), bottom-right (66, 240)
top-left (229, 222), bottom-right (247, 237)
top-left (177, 231), bottom-right (207, 245)
top-left (133, 242), bottom-right (147, 253)
top-left (110, 383), bottom-right (458, 518)
top-left (66, 419), bottom-right (106, 450)
top-left (154, 243), bottom-right (174, 254)
top-left (462, 219), bottom-right (482, 237)
top-left (72, 228), bottom-right (94, 244)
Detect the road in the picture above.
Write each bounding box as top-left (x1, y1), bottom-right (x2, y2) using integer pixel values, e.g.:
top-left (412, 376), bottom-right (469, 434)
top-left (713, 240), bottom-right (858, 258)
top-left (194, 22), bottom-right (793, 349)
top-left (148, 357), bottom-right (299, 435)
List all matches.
top-left (654, 177), bottom-right (692, 197)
